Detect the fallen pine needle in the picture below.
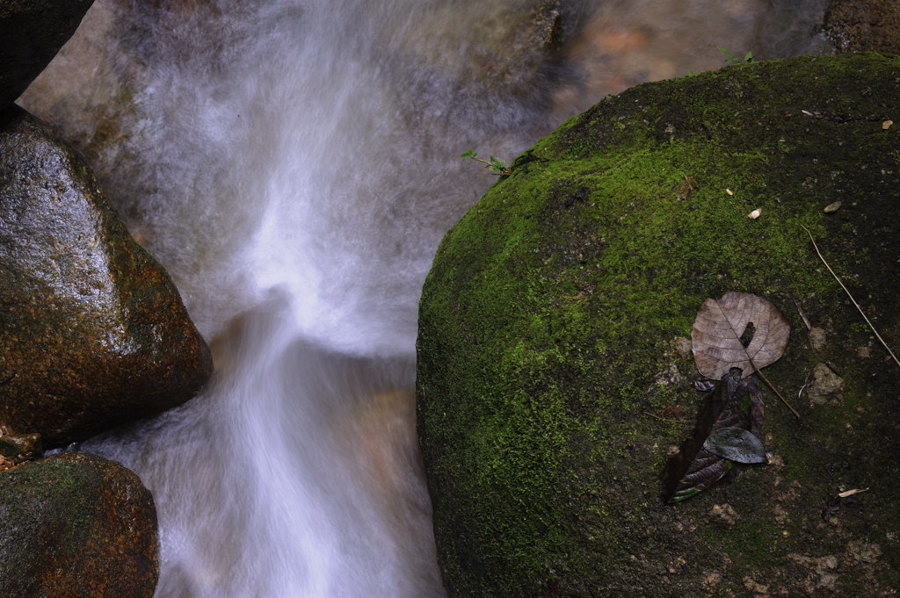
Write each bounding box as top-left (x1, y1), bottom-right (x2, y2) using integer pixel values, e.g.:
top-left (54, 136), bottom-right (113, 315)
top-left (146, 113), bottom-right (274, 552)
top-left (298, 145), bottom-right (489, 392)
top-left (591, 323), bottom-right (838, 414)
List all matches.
top-left (801, 225), bottom-right (900, 369)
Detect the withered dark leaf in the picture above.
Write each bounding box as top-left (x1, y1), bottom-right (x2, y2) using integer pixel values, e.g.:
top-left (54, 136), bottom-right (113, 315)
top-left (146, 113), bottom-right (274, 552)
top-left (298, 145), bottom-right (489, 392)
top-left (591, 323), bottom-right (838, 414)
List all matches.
top-left (703, 426), bottom-right (767, 464)
top-left (693, 378), bottom-right (717, 392)
top-left (747, 375), bottom-right (764, 438)
top-left (692, 292), bottom-right (790, 380)
top-left (663, 369), bottom-right (766, 503)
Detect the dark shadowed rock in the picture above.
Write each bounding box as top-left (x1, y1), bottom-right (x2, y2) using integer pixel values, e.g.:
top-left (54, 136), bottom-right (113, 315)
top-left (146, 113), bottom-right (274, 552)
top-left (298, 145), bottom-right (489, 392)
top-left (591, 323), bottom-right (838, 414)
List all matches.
top-left (388, 0), bottom-right (592, 129)
top-left (0, 452), bottom-right (158, 597)
top-left (0, 0), bottom-right (95, 110)
top-left (0, 105), bottom-right (213, 447)
top-left (826, 0), bottom-right (900, 54)
top-left (417, 53), bottom-right (899, 596)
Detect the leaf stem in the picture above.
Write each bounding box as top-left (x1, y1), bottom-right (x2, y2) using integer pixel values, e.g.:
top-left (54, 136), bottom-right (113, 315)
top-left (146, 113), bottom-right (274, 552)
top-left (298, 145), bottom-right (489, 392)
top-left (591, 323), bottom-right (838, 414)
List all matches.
top-left (644, 410), bottom-right (683, 425)
top-left (752, 361), bottom-right (801, 419)
top-left (801, 225), bottom-right (900, 369)
top-left (709, 296), bottom-right (801, 419)
top-left (461, 150), bottom-right (511, 176)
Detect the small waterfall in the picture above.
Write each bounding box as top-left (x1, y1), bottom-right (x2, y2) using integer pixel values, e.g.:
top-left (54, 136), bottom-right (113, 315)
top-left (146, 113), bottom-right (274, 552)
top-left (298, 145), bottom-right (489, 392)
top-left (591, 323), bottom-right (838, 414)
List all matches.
top-left (21, 0), bottom-right (830, 595)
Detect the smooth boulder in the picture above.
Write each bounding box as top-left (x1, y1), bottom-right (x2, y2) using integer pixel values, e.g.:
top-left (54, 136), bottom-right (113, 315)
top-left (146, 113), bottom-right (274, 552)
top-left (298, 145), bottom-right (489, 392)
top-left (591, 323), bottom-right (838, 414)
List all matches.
top-left (0, 452), bottom-right (158, 596)
top-left (0, 105), bottom-right (212, 447)
top-left (417, 53), bottom-right (899, 596)
top-left (0, 0), bottom-right (95, 109)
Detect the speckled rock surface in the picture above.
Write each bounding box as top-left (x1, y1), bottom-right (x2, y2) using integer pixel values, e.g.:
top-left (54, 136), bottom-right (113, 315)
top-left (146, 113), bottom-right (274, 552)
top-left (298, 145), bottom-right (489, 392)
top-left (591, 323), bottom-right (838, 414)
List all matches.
top-left (0, 105), bottom-right (212, 447)
top-left (0, 452), bottom-right (158, 597)
top-left (417, 53), bottom-right (899, 596)
top-left (826, 0), bottom-right (900, 54)
top-left (0, 0), bottom-right (95, 109)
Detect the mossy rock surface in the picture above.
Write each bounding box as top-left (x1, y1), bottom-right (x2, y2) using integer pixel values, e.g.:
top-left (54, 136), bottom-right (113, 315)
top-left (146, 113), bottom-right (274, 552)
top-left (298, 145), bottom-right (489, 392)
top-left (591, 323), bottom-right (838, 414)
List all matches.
top-left (417, 53), bottom-right (899, 596)
top-left (0, 452), bottom-right (158, 596)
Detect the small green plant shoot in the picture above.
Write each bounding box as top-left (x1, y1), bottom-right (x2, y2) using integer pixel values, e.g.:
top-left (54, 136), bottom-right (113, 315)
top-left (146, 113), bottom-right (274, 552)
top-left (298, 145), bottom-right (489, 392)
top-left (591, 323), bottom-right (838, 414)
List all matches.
top-left (461, 149), bottom-right (511, 176)
top-left (718, 46), bottom-right (754, 65)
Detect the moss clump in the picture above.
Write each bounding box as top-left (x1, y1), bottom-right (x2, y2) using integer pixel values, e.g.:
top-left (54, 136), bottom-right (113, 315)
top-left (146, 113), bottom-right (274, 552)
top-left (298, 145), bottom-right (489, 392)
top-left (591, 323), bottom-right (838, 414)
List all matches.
top-left (417, 53), bottom-right (899, 596)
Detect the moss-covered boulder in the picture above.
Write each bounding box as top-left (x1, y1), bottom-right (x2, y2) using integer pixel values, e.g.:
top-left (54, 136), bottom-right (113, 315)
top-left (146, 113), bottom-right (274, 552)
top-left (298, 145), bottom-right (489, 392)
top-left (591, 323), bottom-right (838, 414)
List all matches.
top-left (0, 0), bottom-right (95, 110)
top-left (417, 53), bottom-right (899, 596)
top-left (0, 452), bottom-right (158, 596)
top-left (0, 105), bottom-right (213, 448)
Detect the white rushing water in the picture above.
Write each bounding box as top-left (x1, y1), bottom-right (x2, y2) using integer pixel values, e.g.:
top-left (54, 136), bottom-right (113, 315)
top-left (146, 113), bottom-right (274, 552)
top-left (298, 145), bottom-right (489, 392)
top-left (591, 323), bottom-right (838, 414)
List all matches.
top-left (21, 0), bottom-right (831, 595)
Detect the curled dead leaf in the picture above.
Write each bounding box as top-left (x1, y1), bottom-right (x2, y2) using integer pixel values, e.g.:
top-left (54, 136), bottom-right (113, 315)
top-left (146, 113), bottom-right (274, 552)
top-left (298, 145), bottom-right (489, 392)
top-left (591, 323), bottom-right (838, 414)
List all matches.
top-left (692, 292), bottom-right (790, 380)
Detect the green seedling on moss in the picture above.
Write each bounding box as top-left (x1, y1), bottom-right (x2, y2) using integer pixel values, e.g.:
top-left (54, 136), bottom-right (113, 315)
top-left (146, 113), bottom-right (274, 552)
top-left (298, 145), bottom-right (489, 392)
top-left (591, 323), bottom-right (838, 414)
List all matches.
top-left (461, 149), bottom-right (512, 176)
top-left (718, 46), bottom-right (754, 64)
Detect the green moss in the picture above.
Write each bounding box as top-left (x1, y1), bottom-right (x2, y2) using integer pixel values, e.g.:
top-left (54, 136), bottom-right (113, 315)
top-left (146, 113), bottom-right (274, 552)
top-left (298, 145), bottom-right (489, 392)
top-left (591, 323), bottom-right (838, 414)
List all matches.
top-left (418, 53), bottom-right (900, 596)
top-left (0, 453), bottom-right (159, 596)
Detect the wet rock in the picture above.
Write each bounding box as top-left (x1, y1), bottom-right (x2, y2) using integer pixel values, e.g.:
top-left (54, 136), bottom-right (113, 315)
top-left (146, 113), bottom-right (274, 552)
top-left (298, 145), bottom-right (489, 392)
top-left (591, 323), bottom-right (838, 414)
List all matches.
top-left (742, 576), bottom-right (770, 597)
top-left (826, 0), bottom-right (900, 54)
top-left (0, 428), bottom-right (42, 472)
top-left (417, 54), bottom-right (900, 596)
top-left (808, 326), bottom-right (827, 351)
top-left (387, 0), bottom-right (592, 128)
top-left (673, 336), bottom-right (693, 360)
top-left (846, 539), bottom-right (881, 564)
top-left (0, 0), bottom-right (95, 110)
top-left (807, 362), bottom-right (844, 405)
top-left (708, 503), bottom-right (739, 526)
top-left (0, 452), bottom-right (158, 597)
top-left (392, 0), bottom-right (585, 84)
top-left (0, 105), bottom-right (213, 447)
top-left (788, 553), bottom-right (839, 593)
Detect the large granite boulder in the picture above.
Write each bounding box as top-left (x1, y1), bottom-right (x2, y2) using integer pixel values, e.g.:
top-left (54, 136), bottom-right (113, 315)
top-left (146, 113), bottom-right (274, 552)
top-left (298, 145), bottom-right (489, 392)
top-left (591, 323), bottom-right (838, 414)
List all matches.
top-left (0, 452), bottom-right (158, 596)
top-left (0, 0), bottom-right (95, 110)
top-left (0, 105), bottom-right (212, 448)
top-left (417, 53), bottom-right (899, 596)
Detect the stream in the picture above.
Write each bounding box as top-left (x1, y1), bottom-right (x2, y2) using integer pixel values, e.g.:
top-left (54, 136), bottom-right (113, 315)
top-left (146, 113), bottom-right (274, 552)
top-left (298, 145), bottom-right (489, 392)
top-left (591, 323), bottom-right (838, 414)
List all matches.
top-left (21, 1), bottom-right (830, 595)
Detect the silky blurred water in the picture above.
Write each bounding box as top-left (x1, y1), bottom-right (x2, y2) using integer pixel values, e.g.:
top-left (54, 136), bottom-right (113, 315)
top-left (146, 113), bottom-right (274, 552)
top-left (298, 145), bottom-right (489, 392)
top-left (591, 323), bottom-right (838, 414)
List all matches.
top-left (21, 1), bottom-right (830, 595)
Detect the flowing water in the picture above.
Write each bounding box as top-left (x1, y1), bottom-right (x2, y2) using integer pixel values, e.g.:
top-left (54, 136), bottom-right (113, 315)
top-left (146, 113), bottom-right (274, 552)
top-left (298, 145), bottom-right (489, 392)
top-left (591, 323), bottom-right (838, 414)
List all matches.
top-left (21, 1), bottom-right (830, 595)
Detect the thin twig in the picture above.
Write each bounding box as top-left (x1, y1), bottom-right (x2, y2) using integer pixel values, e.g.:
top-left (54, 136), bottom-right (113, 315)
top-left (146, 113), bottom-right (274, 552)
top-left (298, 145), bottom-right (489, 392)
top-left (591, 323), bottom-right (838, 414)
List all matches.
top-left (752, 360), bottom-right (802, 419)
top-left (793, 299), bottom-right (812, 330)
top-left (712, 297), bottom-right (802, 419)
top-left (644, 410), bottom-right (683, 425)
top-left (801, 225), bottom-right (900, 369)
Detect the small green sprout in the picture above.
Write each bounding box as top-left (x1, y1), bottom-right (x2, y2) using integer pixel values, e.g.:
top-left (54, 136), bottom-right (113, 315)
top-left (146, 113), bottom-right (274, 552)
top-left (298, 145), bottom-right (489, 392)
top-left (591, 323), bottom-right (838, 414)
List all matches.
top-left (461, 149), bottom-right (511, 176)
top-left (718, 46), bottom-right (754, 65)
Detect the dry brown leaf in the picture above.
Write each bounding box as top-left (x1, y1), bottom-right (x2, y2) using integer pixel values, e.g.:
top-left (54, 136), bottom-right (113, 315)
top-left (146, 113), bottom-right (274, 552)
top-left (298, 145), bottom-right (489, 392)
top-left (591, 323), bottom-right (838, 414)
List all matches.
top-left (692, 292), bottom-right (790, 379)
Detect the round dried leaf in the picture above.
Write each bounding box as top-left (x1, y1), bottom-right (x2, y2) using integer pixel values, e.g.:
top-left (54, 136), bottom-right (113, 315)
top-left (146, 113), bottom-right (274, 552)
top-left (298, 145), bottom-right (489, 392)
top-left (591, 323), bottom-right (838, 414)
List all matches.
top-left (691, 292), bottom-right (790, 379)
